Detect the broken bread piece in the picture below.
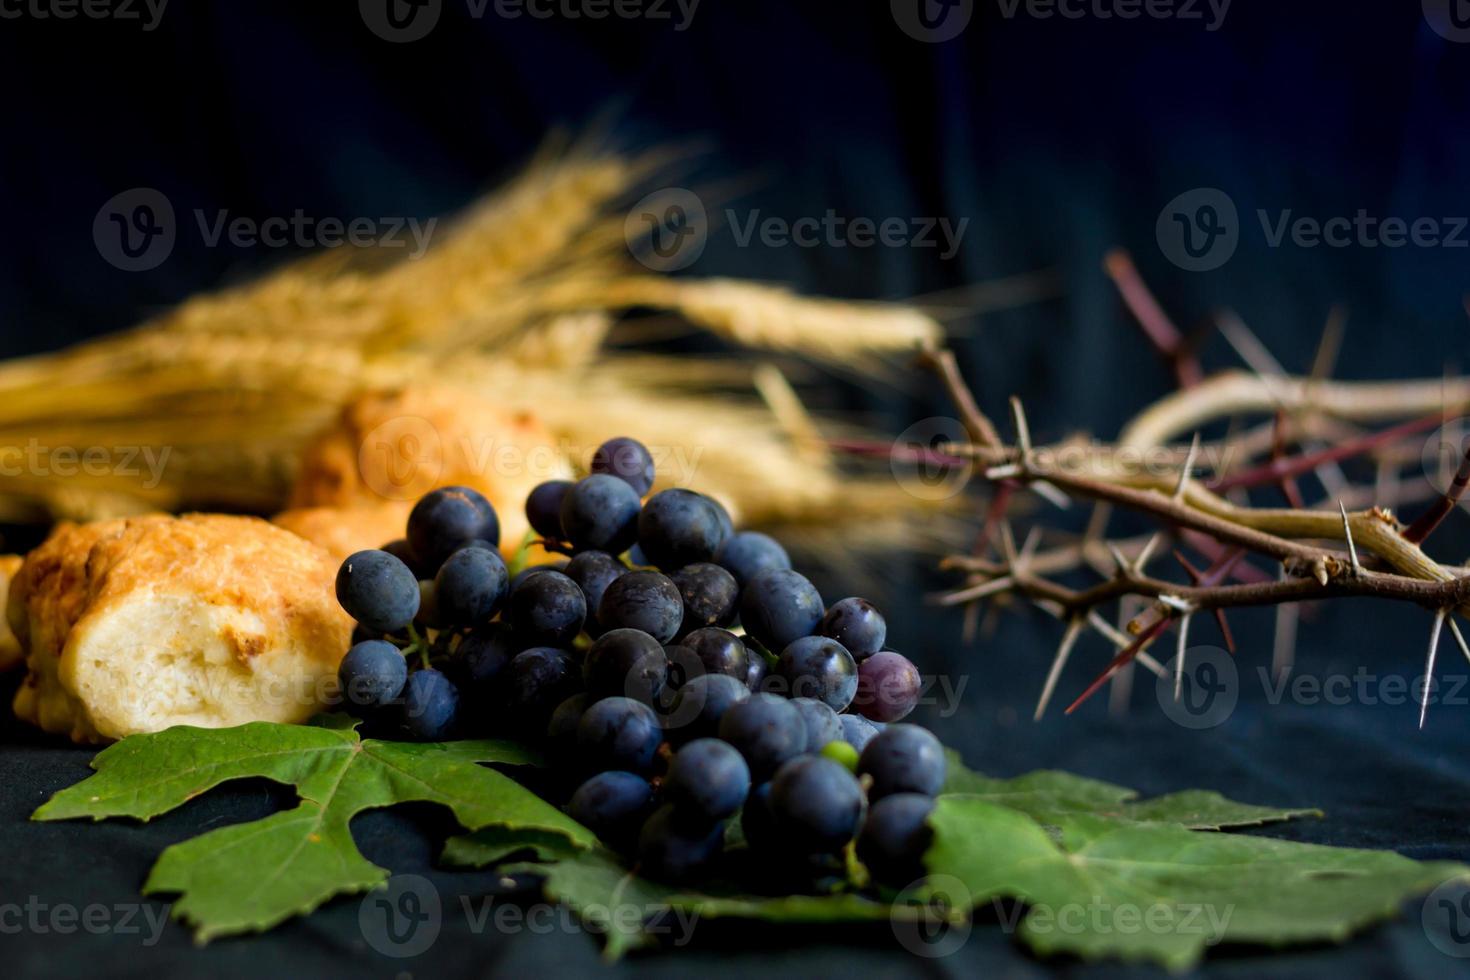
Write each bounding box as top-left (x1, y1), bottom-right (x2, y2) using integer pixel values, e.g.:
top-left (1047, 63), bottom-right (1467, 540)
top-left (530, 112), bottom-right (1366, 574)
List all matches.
top-left (0, 554), bottom-right (23, 671)
top-left (10, 514), bottom-right (352, 743)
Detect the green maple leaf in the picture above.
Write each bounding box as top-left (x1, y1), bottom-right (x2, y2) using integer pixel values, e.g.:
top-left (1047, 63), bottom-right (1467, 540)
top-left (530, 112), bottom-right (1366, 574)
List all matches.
top-left (33, 717), bottom-right (594, 941)
top-left (925, 797), bottom-right (1468, 971)
top-left (942, 752), bottom-right (1321, 829)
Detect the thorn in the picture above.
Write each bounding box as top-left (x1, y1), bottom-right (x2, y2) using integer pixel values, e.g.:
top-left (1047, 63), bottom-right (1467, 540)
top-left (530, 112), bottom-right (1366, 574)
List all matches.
top-left (1271, 597), bottom-right (1299, 683)
top-left (1009, 396), bottom-right (1033, 458)
top-left (1016, 526), bottom-right (1042, 575)
top-left (1309, 305), bottom-right (1345, 384)
top-left (1174, 433), bottom-right (1201, 500)
top-left (1133, 531), bottom-right (1163, 573)
top-left (985, 464), bottom-right (1022, 481)
top-left (961, 599), bottom-right (980, 646)
top-left (1339, 502), bottom-right (1361, 576)
top-left (1030, 480), bottom-right (1072, 510)
top-left (1420, 609), bottom-right (1448, 731)
top-left (1174, 613), bottom-right (1193, 702)
top-left (1213, 608), bottom-right (1237, 654)
top-left (1136, 651), bottom-right (1168, 678)
top-left (1106, 542), bottom-right (1131, 577)
top-left (1157, 594), bottom-right (1195, 613)
top-left (939, 576), bottom-right (1015, 606)
top-left (1065, 616), bottom-right (1172, 714)
top-left (1448, 617), bottom-right (1470, 669)
top-left (1087, 610), bottom-right (1133, 650)
top-left (1034, 617), bottom-right (1085, 721)
top-left (998, 520), bottom-right (1019, 566)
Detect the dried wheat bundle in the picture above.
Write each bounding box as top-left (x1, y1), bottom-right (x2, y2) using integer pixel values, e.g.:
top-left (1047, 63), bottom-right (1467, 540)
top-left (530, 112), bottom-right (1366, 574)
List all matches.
top-left (0, 142), bottom-right (944, 561)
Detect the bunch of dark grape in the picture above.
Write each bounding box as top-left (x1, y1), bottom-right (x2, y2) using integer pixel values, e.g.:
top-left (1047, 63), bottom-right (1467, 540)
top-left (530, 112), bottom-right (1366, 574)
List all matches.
top-left (332, 436), bottom-right (938, 887)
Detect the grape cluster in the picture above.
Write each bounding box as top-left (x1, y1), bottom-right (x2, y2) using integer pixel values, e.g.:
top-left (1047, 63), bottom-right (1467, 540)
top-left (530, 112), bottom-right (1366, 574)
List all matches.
top-left (331, 437), bottom-right (937, 887)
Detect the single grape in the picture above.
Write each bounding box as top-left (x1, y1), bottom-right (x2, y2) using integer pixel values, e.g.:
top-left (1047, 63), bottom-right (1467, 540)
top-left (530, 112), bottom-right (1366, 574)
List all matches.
top-left (396, 668), bottom-right (460, 740)
top-left (769, 755), bottom-right (865, 852)
top-left (501, 647), bottom-right (581, 725)
top-left (821, 739), bottom-right (859, 772)
top-left (433, 546), bottom-right (509, 628)
top-left (546, 693), bottom-right (592, 759)
top-left (564, 551), bottom-right (628, 634)
top-left (583, 628), bottom-right (669, 703)
top-left (714, 531), bottom-right (791, 587)
top-left (636, 804), bottom-right (726, 884)
top-left (597, 569), bottom-right (683, 644)
top-left (510, 561), bottom-right (566, 592)
top-left (666, 672), bottom-right (749, 742)
top-left (853, 651), bottom-right (922, 722)
top-left (775, 636), bottom-right (858, 712)
top-left (637, 489), bottom-right (725, 569)
top-left (744, 652), bottom-right (768, 692)
top-left (790, 697), bottom-right (842, 750)
top-left (407, 486), bottom-right (500, 571)
top-left (336, 549), bottom-right (420, 634)
top-left (857, 793), bottom-right (936, 887)
top-left (560, 474), bottom-right (641, 554)
top-left (447, 622), bottom-right (518, 693)
top-left (708, 496), bottom-right (734, 541)
top-left (679, 627), bottom-right (750, 682)
top-left (818, 597), bottom-right (887, 658)
top-left (627, 542), bottom-right (651, 567)
top-left (669, 562), bottom-right (739, 637)
top-left (739, 568), bottom-right (823, 654)
top-left (664, 738), bottom-right (750, 822)
top-left (525, 479), bottom-right (573, 540)
top-left (839, 713), bottom-right (882, 752)
top-left (569, 771), bottom-right (654, 851)
top-left (414, 579), bottom-right (443, 630)
top-left (338, 640), bottom-right (408, 711)
top-left (507, 570), bottom-right (587, 646)
top-left (858, 724), bottom-right (946, 800)
top-left (740, 781), bottom-right (777, 850)
top-left (590, 436), bottom-right (656, 497)
top-left (717, 693), bottom-right (806, 781)
top-left (380, 538), bottom-right (430, 579)
top-left (577, 696), bottom-right (664, 775)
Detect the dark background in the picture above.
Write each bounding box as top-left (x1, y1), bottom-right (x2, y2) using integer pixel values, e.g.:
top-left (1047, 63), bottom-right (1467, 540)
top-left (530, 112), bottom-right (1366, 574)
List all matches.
top-left (5, 1), bottom-right (1470, 977)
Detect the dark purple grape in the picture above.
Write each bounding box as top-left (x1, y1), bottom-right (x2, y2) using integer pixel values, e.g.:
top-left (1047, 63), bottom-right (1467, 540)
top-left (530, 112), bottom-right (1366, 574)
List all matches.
top-left (739, 568), bottom-right (823, 653)
top-left (337, 549), bottom-right (420, 634)
top-left (775, 636), bottom-right (858, 712)
top-left (769, 755), bottom-right (865, 852)
top-left (858, 724), bottom-right (946, 800)
top-left (433, 546), bottom-right (508, 628)
top-left (666, 673), bottom-right (749, 742)
top-left (715, 531), bottom-right (790, 587)
top-left (380, 538), bottom-right (430, 578)
top-left (577, 696), bottom-right (664, 775)
top-left (396, 668), bottom-right (460, 740)
top-left (637, 804), bottom-right (725, 884)
top-left (564, 551), bottom-right (628, 633)
top-left (413, 579), bottom-right (443, 630)
top-left (597, 570), bottom-right (683, 644)
top-left (818, 597), bottom-right (887, 658)
top-left (547, 693), bottom-right (592, 759)
top-left (525, 480), bottom-right (573, 540)
top-left (680, 627), bottom-right (750, 682)
top-left (853, 651), bottom-right (922, 722)
top-left (570, 771), bottom-right (654, 850)
top-left (744, 652), bottom-right (768, 692)
top-left (590, 436), bottom-right (656, 497)
top-left (670, 562), bottom-right (739, 637)
top-left (507, 570), bottom-right (586, 646)
top-left (664, 738), bottom-right (750, 822)
top-left (717, 693), bottom-right (806, 781)
top-left (338, 640), bottom-right (407, 711)
top-left (560, 474), bottom-right (641, 554)
top-left (510, 561), bottom-right (566, 592)
top-left (839, 713), bottom-right (882, 752)
top-left (637, 489), bottom-right (725, 569)
top-left (790, 697), bottom-right (841, 750)
top-left (449, 623), bottom-right (519, 692)
top-left (501, 647), bottom-right (581, 725)
top-left (408, 486), bottom-right (500, 571)
top-left (857, 793), bottom-right (936, 887)
top-left (583, 628), bottom-right (669, 703)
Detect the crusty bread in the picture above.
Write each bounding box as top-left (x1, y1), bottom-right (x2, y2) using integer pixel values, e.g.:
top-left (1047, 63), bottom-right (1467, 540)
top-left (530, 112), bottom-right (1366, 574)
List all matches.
top-left (288, 386), bottom-right (573, 557)
top-left (9, 514), bottom-right (352, 743)
top-left (0, 554), bottom-right (23, 671)
top-left (272, 501), bottom-right (413, 565)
